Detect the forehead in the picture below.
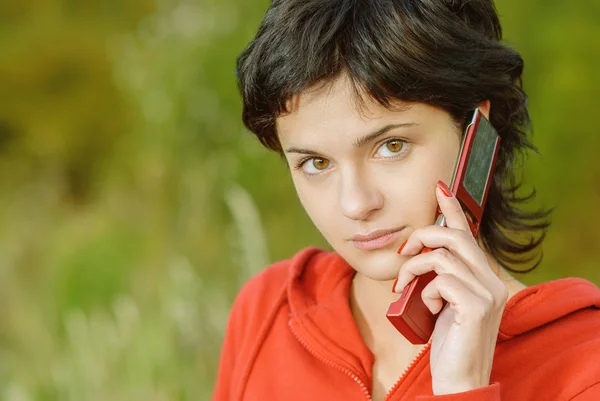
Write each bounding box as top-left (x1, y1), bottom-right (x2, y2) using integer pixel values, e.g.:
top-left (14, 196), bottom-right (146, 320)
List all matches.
top-left (277, 76), bottom-right (414, 137)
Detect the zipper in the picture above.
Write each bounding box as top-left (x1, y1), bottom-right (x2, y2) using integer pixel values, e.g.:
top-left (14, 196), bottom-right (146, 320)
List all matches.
top-left (383, 341), bottom-right (431, 401)
top-left (290, 318), bottom-right (432, 401)
top-left (289, 319), bottom-right (372, 401)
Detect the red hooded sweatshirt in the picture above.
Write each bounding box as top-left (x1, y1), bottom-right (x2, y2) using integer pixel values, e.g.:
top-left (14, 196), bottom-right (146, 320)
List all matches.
top-left (212, 247), bottom-right (600, 400)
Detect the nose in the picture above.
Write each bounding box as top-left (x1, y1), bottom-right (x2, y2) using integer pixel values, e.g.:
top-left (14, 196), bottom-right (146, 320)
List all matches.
top-left (339, 169), bottom-right (384, 221)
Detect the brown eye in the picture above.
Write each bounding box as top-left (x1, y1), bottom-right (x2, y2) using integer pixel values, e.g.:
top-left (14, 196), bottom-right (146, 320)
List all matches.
top-left (312, 158), bottom-right (330, 170)
top-left (386, 140), bottom-right (404, 153)
top-left (375, 139), bottom-right (408, 159)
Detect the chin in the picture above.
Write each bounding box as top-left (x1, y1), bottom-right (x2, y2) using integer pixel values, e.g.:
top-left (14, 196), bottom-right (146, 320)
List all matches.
top-left (339, 246), bottom-right (406, 281)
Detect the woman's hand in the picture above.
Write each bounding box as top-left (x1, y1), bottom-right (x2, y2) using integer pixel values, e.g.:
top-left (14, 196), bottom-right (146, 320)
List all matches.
top-left (393, 180), bottom-right (509, 395)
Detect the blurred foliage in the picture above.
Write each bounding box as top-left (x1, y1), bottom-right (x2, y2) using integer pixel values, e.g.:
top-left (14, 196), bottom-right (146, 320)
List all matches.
top-left (0, 0), bottom-right (598, 399)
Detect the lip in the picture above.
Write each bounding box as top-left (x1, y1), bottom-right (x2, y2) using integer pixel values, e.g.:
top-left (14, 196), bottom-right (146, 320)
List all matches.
top-left (350, 227), bottom-right (404, 251)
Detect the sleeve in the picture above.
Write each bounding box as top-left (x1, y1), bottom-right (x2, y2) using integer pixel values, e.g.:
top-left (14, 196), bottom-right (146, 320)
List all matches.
top-left (210, 303), bottom-right (241, 401)
top-left (210, 261), bottom-right (289, 401)
top-left (210, 287), bottom-right (250, 401)
top-left (416, 383), bottom-right (501, 401)
top-left (570, 382), bottom-right (600, 400)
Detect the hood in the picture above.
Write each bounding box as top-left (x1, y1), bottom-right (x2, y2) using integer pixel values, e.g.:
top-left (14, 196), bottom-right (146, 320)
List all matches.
top-left (286, 248), bottom-right (600, 344)
top-left (497, 276), bottom-right (600, 340)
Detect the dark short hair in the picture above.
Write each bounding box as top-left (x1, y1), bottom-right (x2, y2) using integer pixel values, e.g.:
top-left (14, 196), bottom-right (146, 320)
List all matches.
top-left (236, 0), bottom-right (551, 272)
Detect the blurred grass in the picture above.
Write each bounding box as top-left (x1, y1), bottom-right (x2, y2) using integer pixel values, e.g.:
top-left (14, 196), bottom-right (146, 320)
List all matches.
top-left (0, 0), bottom-right (598, 399)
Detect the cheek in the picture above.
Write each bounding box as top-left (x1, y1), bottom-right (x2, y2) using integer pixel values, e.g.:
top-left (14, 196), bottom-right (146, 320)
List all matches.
top-left (292, 177), bottom-right (337, 233)
top-left (378, 149), bottom-right (455, 217)
top-left (411, 143), bottom-right (457, 187)
top-left (380, 171), bottom-right (436, 219)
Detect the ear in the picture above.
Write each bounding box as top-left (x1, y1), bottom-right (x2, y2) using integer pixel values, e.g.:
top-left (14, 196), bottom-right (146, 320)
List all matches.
top-left (478, 100), bottom-right (491, 120)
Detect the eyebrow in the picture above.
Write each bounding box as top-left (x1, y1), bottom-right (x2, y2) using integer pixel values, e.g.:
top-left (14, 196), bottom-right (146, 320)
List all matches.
top-left (284, 123), bottom-right (418, 155)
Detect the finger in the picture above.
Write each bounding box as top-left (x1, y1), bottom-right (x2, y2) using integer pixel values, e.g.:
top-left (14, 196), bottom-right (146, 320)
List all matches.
top-left (393, 248), bottom-right (481, 296)
top-left (399, 226), bottom-right (474, 255)
top-left (421, 273), bottom-right (492, 325)
top-left (436, 180), bottom-right (471, 233)
top-left (396, 229), bottom-right (509, 311)
top-left (398, 225), bottom-right (498, 281)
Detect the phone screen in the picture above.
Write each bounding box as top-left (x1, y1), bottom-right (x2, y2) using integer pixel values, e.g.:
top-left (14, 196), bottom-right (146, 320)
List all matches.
top-left (463, 115), bottom-right (497, 206)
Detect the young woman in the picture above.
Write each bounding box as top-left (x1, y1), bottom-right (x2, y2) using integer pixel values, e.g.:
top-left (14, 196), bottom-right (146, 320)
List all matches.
top-left (213, 1), bottom-right (600, 400)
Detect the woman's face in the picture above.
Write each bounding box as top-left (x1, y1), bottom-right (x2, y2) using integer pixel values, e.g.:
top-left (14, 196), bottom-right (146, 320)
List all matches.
top-left (276, 76), bottom-right (463, 281)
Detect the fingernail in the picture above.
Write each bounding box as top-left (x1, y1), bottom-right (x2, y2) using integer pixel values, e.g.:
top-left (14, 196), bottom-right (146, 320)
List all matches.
top-left (392, 278), bottom-right (398, 293)
top-left (397, 240), bottom-right (408, 255)
top-left (437, 180), bottom-right (453, 198)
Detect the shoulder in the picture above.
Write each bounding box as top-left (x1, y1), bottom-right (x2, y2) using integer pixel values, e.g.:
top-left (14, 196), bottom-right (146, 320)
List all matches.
top-left (233, 247), bottom-right (326, 304)
top-left (547, 297), bottom-right (600, 382)
top-left (226, 246), bottom-right (330, 332)
top-left (529, 312), bottom-right (600, 400)
top-left (515, 277), bottom-right (600, 349)
top-left (497, 278), bottom-right (600, 399)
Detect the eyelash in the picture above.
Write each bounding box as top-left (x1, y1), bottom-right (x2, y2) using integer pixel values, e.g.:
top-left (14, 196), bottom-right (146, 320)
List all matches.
top-left (293, 157), bottom-right (315, 171)
top-left (293, 138), bottom-right (409, 177)
top-left (375, 138), bottom-right (409, 159)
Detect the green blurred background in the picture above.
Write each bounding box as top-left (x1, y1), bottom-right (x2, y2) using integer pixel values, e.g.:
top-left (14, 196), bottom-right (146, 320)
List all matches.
top-left (0, 0), bottom-right (598, 399)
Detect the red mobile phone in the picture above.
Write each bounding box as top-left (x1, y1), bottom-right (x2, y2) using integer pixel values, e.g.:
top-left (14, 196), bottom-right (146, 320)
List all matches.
top-left (386, 108), bottom-right (501, 344)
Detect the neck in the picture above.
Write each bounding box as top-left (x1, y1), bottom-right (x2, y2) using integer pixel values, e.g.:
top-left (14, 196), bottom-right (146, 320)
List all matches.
top-left (348, 248), bottom-right (528, 357)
